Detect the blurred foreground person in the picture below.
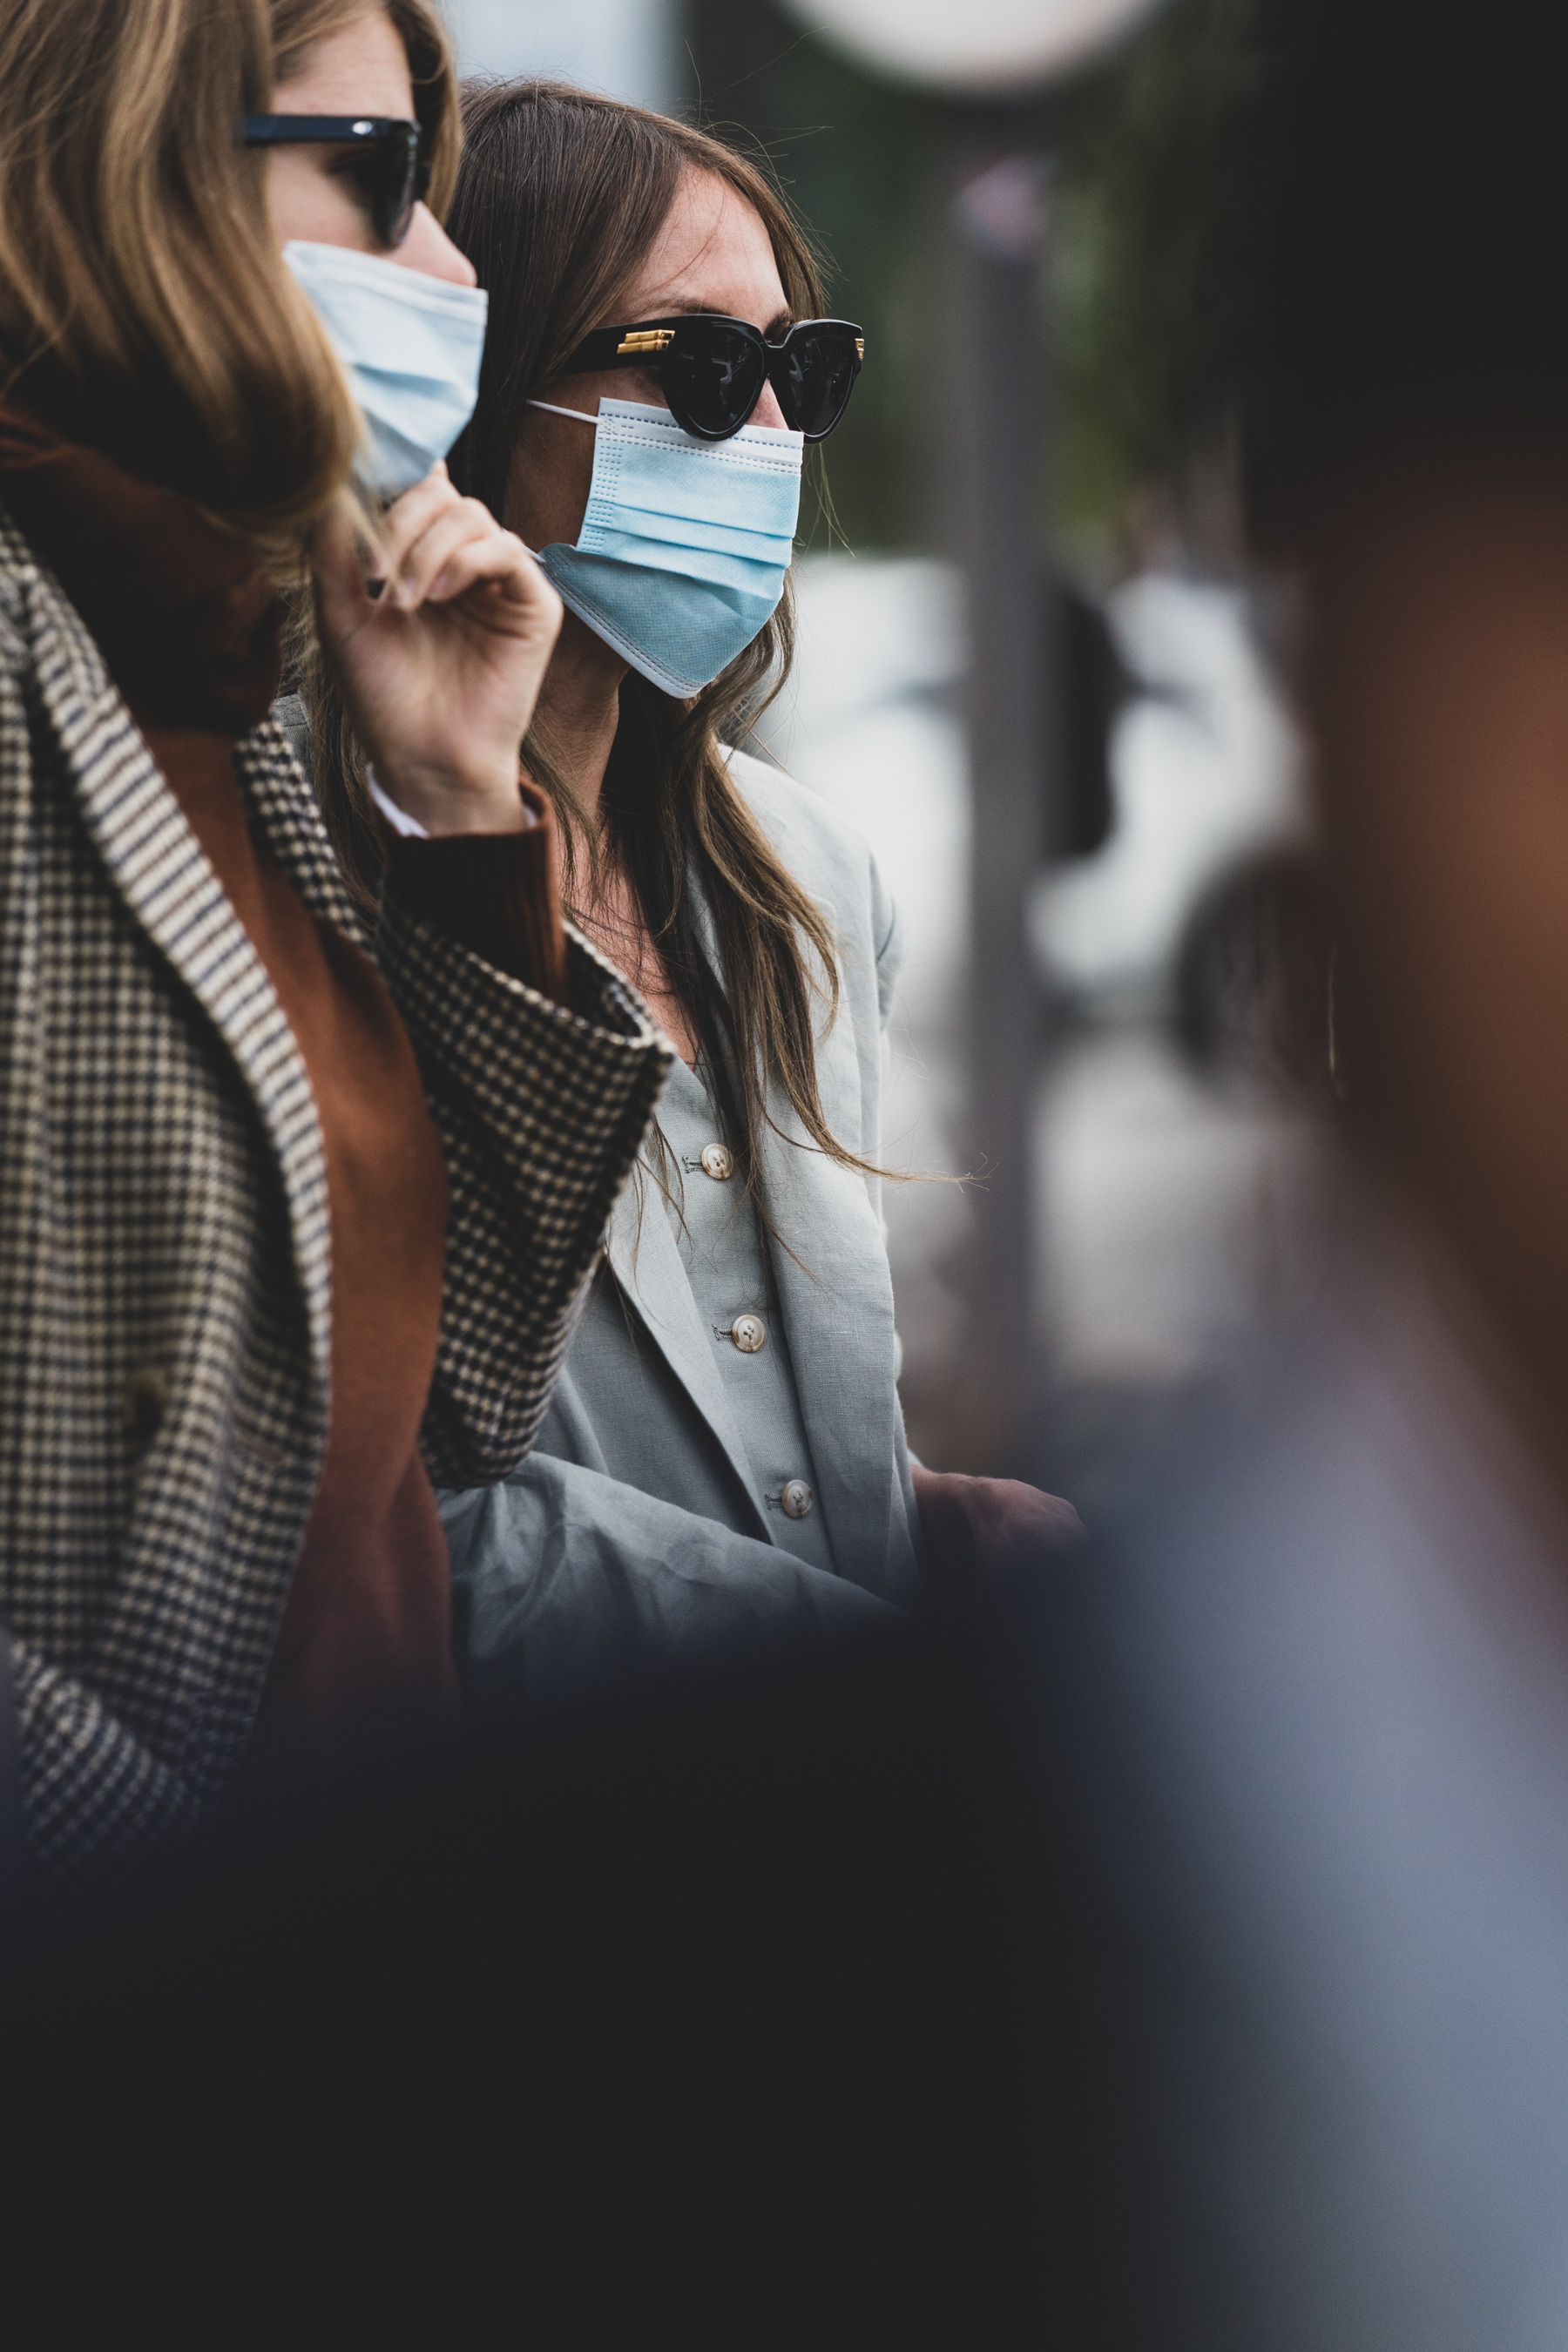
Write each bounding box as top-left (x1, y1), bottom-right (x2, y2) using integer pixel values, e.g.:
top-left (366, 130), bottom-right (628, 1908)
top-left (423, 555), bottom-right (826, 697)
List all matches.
top-left (292, 79), bottom-right (1077, 1719)
top-left (1036, 4), bottom-right (1568, 2345)
top-left (0, 0), bottom-right (666, 1887)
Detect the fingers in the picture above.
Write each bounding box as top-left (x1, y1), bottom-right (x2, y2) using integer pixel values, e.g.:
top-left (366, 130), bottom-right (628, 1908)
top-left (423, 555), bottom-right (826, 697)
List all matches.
top-left (1031, 1493), bottom-right (1086, 1546)
top-left (325, 462), bottom-right (551, 634)
top-left (983, 1477), bottom-right (1084, 1548)
top-left (368, 462), bottom-right (461, 589)
top-left (311, 476), bottom-right (461, 638)
top-left (375, 466), bottom-right (505, 608)
top-left (425, 531), bottom-right (557, 628)
top-left (409, 506), bottom-right (519, 606)
top-left (381, 492), bottom-right (542, 624)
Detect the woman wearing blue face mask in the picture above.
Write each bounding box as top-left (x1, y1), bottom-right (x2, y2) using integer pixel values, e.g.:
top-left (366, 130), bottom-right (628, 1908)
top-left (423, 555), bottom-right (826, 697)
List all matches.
top-left (302, 80), bottom-right (1080, 1715)
top-left (0, 0), bottom-right (666, 1883)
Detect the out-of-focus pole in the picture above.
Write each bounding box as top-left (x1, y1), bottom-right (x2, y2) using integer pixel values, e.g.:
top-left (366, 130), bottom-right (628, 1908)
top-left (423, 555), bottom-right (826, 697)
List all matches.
top-left (950, 145), bottom-right (1053, 1477)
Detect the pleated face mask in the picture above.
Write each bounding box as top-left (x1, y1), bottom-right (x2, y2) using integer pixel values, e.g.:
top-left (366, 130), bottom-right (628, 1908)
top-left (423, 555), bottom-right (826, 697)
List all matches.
top-left (530, 397), bottom-right (803, 698)
top-left (284, 240), bottom-right (489, 497)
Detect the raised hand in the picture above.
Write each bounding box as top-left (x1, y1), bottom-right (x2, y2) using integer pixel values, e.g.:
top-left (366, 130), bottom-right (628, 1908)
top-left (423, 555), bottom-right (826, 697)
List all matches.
top-left (311, 465), bottom-right (564, 836)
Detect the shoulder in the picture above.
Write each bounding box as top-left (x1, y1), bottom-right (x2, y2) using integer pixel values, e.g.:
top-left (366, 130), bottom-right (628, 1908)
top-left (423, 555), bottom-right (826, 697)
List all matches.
top-left (722, 743), bottom-right (873, 899)
top-left (721, 745), bottom-right (901, 989)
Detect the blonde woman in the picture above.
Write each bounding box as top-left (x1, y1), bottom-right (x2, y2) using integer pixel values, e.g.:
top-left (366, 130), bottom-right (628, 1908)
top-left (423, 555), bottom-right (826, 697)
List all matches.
top-left (0, 0), bottom-right (666, 1883)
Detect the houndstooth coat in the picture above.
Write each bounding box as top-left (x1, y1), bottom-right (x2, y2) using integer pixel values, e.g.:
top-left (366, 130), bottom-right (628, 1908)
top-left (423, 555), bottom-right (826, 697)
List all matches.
top-left (0, 508), bottom-right (669, 1883)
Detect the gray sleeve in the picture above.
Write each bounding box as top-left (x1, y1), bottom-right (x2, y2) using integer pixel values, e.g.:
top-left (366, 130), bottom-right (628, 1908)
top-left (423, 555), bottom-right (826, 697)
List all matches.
top-left (443, 1456), bottom-right (898, 1734)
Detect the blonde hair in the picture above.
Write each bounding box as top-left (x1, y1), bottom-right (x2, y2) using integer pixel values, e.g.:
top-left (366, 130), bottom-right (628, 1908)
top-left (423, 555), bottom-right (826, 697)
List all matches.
top-left (271, 0), bottom-right (462, 217)
top-left (0, 0), bottom-right (460, 540)
top-left (0, 0), bottom-right (347, 532)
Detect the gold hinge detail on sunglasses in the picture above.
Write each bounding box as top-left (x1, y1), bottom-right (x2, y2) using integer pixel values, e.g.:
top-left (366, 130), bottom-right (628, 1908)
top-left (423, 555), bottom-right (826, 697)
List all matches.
top-left (618, 328), bottom-right (676, 355)
top-left (855, 338), bottom-right (865, 360)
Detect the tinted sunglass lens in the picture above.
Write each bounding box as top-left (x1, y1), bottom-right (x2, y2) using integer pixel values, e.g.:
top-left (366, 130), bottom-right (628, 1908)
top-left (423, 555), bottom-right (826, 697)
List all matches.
top-left (669, 323), bottom-right (767, 436)
top-left (357, 128), bottom-right (421, 247)
top-left (780, 328), bottom-right (860, 438)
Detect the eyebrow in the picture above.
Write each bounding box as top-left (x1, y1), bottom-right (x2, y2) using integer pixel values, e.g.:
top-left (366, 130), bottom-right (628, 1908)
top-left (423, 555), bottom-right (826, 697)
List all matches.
top-left (644, 298), bottom-right (794, 339)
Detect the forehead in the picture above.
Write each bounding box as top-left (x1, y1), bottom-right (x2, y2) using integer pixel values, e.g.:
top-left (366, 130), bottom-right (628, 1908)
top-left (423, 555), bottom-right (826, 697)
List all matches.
top-left (275, 6), bottom-right (413, 113)
top-left (625, 167), bottom-right (788, 328)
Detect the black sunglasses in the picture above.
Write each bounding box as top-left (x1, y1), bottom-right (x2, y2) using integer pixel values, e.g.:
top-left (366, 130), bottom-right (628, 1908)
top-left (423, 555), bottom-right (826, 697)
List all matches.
top-left (242, 116), bottom-right (429, 250)
top-left (559, 314), bottom-right (866, 443)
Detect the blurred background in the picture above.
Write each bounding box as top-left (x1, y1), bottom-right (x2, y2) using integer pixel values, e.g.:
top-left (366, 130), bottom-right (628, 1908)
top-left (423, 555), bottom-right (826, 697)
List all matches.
top-left (443, 0), bottom-right (1329, 1489)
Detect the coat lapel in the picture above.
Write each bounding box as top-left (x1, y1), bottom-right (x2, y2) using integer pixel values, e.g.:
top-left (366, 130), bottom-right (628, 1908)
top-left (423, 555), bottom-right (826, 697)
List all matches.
top-left (572, 814), bottom-right (911, 1591)
top-left (672, 870), bottom-right (909, 1584)
top-left (688, 862), bottom-right (906, 1581)
top-left (602, 1166), bottom-right (770, 1539)
top-left (233, 713), bottom-right (370, 944)
top-left (758, 997), bottom-right (907, 1593)
top-left (9, 531), bottom-right (334, 1397)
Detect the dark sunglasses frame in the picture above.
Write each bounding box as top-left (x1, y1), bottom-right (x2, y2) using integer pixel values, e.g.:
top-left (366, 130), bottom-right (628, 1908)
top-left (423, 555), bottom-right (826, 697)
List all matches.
top-left (559, 314), bottom-right (866, 443)
top-left (242, 116), bottom-right (429, 251)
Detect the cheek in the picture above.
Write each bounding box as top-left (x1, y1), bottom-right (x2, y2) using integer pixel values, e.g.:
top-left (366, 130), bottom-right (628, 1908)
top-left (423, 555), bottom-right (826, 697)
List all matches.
top-left (503, 421), bottom-right (598, 550)
top-left (611, 368), bottom-right (668, 410)
top-left (266, 151), bottom-right (371, 251)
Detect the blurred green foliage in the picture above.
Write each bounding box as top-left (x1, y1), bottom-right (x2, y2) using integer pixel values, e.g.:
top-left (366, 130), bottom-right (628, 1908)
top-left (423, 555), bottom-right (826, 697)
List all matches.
top-left (681, 1), bottom-right (937, 551)
top-left (680, 0), bottom-right (1256, 557)
top-left (1052, 0), bottom-right (1257, 553)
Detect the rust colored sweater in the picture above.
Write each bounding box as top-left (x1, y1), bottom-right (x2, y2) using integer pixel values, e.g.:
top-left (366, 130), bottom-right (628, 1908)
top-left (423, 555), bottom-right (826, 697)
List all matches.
top-left (0, 409), bottom-right (564, 1800)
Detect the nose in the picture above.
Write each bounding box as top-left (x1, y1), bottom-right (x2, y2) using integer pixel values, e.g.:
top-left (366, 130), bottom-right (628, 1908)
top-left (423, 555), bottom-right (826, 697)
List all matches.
top-left (390, 203), bottom-right (478, 288)
top-left (753, 381), bottom-right (788, 431)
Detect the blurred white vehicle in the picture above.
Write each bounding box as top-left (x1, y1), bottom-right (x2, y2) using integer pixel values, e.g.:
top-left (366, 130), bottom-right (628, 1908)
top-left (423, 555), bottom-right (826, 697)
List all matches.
top-left (758, 552), bottom-right (1319, 1441)
top-left (764, 553), bottom-right (1307, 1010)
top-left (1035, 568), bottom-right (1308, 1011)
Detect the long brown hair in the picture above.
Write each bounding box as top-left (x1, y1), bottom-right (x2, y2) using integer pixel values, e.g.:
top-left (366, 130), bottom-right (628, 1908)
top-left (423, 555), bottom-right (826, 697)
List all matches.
top-left (0, 0), bottom-right (359, 533)
top-left (312, 79), bottom-right (881, 1199)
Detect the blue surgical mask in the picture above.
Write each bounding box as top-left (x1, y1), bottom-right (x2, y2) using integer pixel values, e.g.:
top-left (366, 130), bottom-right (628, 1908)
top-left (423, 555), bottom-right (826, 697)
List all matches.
top-left (529, 397), bottom-right (802, 698)
top-left (283, 240), bottom-right (489, 498)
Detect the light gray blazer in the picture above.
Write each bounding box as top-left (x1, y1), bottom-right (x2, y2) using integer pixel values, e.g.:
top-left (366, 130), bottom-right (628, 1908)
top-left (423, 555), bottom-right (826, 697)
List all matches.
top-left (443, 748), bottom-right (925, 1713)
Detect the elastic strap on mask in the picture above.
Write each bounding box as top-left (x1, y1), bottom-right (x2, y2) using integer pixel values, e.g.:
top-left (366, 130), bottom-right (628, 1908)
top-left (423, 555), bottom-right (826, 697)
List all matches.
top-left (528, 399), bottom-right (598, 427)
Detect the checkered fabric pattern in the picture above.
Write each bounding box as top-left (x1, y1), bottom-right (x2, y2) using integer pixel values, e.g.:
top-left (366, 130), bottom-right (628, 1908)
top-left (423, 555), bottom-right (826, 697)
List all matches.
top-left (0, 511), bottom-right (669, 1883)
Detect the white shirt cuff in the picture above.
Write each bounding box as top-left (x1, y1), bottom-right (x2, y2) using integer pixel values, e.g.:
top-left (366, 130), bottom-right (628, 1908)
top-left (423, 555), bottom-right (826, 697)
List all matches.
top-left (365, 763), bottom-right (430, 840)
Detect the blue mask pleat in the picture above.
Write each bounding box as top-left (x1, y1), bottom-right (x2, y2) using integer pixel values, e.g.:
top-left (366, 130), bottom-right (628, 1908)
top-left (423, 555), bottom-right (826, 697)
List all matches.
top-left (539, 553), bottom-right (782, 702)
top-left (581, 504), bottom-right (789, 566)
top-left (282, 240), bottom-right (489, 498)
top-left (537, 398), bottom-right (802, 698)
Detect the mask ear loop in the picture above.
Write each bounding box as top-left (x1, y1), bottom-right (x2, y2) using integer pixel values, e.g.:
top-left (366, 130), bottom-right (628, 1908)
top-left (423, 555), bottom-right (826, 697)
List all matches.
top-left (528, 399), bottom-right (599, 426)
top-left (521, 399), bottom-right (601, 557)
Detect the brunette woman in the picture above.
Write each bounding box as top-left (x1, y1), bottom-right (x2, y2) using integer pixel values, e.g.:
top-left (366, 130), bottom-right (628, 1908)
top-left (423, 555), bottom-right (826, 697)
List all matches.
top-left (305, 82), bottom-right (1078, 1707)
top-left (0, 2), bottom-right (666, 1882)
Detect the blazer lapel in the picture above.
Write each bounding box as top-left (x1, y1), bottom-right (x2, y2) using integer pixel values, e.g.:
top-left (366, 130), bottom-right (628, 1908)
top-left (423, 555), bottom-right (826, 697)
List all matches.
top-left (758, 1009), bottom-right (907, 1594)
top-left (233, 713), bottom-right (370, 945)
top-left (13, 537), bottom-right (334, 1395)
top-left (598, 849), bottom-right (910, 1586)
top-left (602, 1168), bottom-right (769, 1539)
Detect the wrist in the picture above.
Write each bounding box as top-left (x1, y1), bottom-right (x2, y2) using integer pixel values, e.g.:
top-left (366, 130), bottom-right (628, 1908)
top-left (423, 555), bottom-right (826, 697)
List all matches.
top-left (368, 759), bottom-right (532, 837)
